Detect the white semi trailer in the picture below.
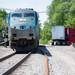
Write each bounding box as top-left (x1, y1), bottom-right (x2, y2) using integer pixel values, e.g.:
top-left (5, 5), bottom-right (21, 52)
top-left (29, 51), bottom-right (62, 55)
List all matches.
top-left (51, 26), bottom-right (65, 45)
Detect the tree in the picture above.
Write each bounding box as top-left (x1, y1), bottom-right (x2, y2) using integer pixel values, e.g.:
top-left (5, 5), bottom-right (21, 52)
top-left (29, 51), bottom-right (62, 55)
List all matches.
top-left (40, 21), bottom-right (51, 44)
top-left (47, 0), bottom-right (75, 27)
top-left (40, 0), bottom-right (75, 44)
top-left (0, 9), bottom-right (7, 31)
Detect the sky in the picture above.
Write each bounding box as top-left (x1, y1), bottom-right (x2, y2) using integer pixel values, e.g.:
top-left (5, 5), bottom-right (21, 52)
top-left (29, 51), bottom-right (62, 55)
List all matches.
top-left (0, 0), bottom-right (52, 23)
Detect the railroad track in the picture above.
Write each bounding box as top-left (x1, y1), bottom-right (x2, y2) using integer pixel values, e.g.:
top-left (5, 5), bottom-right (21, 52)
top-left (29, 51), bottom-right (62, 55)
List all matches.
top-left (9, 48), bottom-right (48, 75)
top-left (0, 46), bottom-right (49, 75)
top-left (0, 52), bottom-right (31, 75)
top-left (0, 52), bottom-right (16, 62)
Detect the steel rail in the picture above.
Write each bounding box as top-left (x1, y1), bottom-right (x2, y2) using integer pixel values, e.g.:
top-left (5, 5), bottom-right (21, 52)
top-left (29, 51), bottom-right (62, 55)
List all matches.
top-left (0, 52), bottom-right (16, 62)
top-left (2, 52), bottom-right (31, 75)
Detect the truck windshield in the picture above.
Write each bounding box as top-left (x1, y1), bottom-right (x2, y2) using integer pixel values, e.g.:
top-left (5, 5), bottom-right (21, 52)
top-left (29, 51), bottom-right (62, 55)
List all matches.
top-left (24, 13), bottom-right (34, 17)
top-left (12, 13), bottom-right (22, 17)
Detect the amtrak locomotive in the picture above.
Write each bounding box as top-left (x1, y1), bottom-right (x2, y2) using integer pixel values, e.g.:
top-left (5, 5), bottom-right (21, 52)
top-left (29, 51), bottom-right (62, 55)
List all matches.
top-left (7, 9), bottom-right (39, 51)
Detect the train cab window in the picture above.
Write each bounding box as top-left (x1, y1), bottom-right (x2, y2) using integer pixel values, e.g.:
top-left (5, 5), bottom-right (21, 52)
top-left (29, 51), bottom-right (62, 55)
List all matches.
top-left (24, 13), bottom-right (34, 17)
top-left (12, 13), bottom-right (22, 17)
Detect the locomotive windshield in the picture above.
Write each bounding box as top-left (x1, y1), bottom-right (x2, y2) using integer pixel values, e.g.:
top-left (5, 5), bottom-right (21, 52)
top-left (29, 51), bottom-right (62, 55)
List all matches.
top-left (24, 12), bottom-right (38, 25)
top-left (10, 12), bottom-right (38, 29)
top-left (23, 13), bottom-right (36, 27)
top-left (12, 13), bottom-right (22, 17)
top-left (24, 13), bottom-right (34, 17)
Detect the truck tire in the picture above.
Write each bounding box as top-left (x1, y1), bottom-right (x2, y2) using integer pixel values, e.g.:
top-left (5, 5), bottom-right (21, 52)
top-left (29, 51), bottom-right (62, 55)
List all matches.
top-left (60, 42), bottom-right (62, 45)
top-left (56, 42), bottom-right (58, 45)
top-left (52, 42), bottom-right (54, 45)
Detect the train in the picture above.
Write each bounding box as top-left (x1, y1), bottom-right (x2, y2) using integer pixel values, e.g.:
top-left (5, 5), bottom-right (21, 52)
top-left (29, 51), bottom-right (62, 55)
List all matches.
top-left (6, 8), bottom-right (39, 51)
top-left (51, 26), bottom-right (75, 45)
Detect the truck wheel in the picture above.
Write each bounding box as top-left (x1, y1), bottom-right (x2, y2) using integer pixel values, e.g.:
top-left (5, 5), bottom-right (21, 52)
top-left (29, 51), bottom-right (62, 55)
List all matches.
top-left (62, 42), bottom-right (65, 45)
top-left (60, 42), bottom-right (62, 45)
top-left (52, 42), bottom-right (54, 45)
top-left (56, 42), bottom-right (58, 45)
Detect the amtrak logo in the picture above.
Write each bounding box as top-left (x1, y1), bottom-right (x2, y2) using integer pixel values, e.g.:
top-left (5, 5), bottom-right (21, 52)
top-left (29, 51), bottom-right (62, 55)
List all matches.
top-left (19, 19), bottom-right (27, 22)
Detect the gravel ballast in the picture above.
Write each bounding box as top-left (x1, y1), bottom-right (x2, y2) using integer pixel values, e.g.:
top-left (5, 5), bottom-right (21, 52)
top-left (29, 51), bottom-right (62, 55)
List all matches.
top-left (47, 45), bottom-right (75, 75)
top-left (0, 46), bottom-right (14, 59)
top-left (10, 54), bottom-right (45, 75)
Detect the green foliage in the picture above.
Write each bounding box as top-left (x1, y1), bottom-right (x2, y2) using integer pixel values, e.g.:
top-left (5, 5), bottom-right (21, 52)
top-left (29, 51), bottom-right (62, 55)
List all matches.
top-left (48, 0), bottom-right (75, 27)
top-left (40, 0), bottom-right (75, 44)
top-left (40, 21), bottom-right (51, 44)
top-left (0, 10), bottom-right (7, 31)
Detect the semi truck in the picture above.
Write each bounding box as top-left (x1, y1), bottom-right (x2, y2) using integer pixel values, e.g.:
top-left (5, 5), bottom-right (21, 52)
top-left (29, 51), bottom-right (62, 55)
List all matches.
top-left (51, 26), bottom-right (75, 45)
top-left (51, 26), bottom-right (65, 45)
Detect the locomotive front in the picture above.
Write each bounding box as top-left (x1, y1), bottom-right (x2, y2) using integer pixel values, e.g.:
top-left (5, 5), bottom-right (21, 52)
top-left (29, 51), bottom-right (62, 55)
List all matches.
top-left (8, 9), bottom-right (39, 50)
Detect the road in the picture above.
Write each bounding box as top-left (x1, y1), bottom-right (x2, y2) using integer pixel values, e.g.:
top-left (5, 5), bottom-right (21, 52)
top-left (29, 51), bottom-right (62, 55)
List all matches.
top-left (47, 45), bottom-right (75, 75)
